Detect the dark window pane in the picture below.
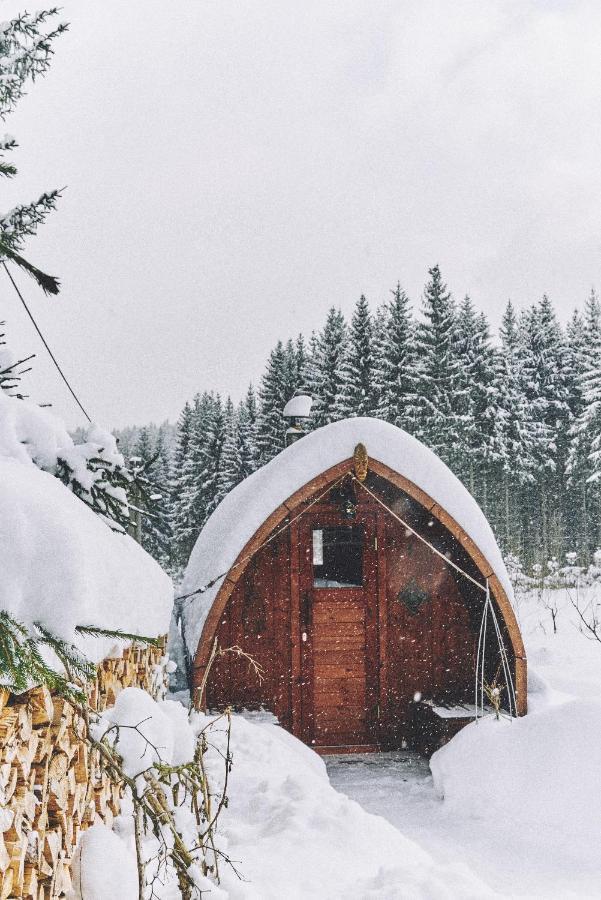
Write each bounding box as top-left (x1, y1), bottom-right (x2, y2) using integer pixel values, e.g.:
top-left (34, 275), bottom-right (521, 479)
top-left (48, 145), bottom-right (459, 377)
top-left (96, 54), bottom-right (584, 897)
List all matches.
top-left (313, 525), bottom-right (363, 587)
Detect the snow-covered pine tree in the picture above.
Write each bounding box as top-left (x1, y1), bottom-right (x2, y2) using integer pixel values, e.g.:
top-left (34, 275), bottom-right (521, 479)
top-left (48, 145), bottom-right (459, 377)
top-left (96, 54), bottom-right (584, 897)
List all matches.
top-left (373, 284), bottom-right (417, 432)
top-left (453, 297), bottom-right (504, 511)
top-left (188, 392), bottom-right (226, 527)
top-left (215, 397), bottom-right (241, 505)
top-left (293, 334), bottom-right (308, 391)
top-left (255, 341), bottom-right (292, 465)
top-left (170, 401), bottom-right (196, 570)
top-left (0, 9), bottom-right (68, 294)
top-left (129, 427), bottom-right (172, 569)
top-left (563, 309), bottom-right (590, 554)
top-left (306, 308), bottom-right (347, 429)
top-left (492, 301), bottom-right (536, 556)
top-left (334, 295), bottom-right (376, 419)
top-left (568, 290), bottom-right (601, 555)
top-left (518, 296), bottom-right (571, 562)
top-left (239, 384), bottom-right (258, 475)
top-left (370, 302), bottom-right (387, 419)
top-left (413, 266), bottom-right (461, 463)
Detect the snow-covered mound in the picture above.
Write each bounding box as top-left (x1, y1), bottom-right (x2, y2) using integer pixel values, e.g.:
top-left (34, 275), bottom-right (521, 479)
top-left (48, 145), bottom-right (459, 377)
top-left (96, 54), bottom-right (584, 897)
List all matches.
top-left (0, 459), bottom-right (172, 660)
top-left (425, 586), bottom-right (601, 897)
top-left (0, 393), bottom-right (172, 661)
top-left (431, 698), bottom-right (601, 867)
top-left (182, 416), bottom-right (513, 656)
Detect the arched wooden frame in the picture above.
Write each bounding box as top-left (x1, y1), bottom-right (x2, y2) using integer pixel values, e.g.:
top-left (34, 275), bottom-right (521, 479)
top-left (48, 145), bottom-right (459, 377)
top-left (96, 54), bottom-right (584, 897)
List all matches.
top-left (192, 456), bottom-right (527, 716)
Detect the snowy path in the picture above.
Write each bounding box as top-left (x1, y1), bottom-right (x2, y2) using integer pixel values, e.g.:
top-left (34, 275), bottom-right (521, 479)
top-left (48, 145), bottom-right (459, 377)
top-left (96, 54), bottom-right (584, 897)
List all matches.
top-left (325, 751), bottom-right (436, 834)
top-left (326, 750), bottom-right (599, 899)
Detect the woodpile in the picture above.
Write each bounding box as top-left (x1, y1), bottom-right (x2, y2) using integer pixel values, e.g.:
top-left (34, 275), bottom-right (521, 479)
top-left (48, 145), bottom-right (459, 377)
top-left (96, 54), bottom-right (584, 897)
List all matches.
top-left (0, 641), bottom-right (166, 899)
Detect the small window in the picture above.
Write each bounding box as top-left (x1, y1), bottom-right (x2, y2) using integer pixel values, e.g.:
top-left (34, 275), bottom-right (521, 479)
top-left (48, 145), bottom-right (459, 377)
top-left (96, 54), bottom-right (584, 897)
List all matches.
top-left (312, 526), bottom-right (363, 588)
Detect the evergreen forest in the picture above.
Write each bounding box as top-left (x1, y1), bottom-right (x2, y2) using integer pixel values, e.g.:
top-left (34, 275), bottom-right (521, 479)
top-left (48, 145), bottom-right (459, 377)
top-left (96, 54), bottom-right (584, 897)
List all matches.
top-left (119, 266), bottom-right (601, 580)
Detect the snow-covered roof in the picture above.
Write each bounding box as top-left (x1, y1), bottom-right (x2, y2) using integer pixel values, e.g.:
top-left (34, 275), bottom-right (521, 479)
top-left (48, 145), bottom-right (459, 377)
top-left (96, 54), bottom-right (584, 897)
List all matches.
top-left (181, 417), bottom-right (513, 656)
top-left (0, 393), bottom-right (172, 664)
top-left (283, 394), bottom-right (313, 418)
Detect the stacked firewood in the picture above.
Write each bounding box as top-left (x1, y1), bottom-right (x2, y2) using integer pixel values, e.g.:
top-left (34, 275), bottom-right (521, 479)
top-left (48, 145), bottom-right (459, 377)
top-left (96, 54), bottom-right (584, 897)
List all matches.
top-left (0, 642), bottom-right (166, 899)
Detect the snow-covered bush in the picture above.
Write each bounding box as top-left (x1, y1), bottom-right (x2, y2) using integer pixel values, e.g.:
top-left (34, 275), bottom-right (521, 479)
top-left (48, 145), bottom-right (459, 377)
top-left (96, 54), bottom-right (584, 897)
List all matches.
top-left (75, 688), bottom-right (233, 899)
top-left (506, 550), bottom-right (601, 641)
top-left (0, 389), bottom-right (137, 531)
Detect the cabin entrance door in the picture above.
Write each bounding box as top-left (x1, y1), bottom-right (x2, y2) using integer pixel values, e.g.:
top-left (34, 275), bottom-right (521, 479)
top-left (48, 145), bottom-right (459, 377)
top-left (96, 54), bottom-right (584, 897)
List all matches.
top-left (298, 511), bottom-right (379, 750)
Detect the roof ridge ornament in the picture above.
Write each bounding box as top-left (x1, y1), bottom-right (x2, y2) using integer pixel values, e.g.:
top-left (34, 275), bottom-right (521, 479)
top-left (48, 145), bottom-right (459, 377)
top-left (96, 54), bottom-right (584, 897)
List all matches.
top-left (353, 443), bottom-right (368, 482)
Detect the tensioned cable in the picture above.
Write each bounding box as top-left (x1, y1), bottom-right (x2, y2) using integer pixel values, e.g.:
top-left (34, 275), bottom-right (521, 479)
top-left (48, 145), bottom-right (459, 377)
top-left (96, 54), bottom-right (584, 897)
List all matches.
top-left (351, 474), bottom-right (488, 593)
top-left (174, 471), bottom-right (350, 606)
top-left (3, 262), bottom-right (92, 422)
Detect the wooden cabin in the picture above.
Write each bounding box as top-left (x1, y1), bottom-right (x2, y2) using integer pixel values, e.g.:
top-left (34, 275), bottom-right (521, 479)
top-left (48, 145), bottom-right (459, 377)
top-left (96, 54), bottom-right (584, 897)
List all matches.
top-left (181, 418), bottom-right (526, 754)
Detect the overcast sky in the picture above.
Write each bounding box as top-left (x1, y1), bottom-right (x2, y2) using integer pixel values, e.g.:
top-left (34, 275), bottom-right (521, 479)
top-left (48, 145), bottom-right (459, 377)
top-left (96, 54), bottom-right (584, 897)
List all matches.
top-left (4, 0), bottom-right (601, 428)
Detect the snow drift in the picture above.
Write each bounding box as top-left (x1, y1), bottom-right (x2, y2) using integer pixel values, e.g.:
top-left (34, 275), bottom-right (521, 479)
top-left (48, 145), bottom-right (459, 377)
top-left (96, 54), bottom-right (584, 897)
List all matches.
top-left (182, 416), bottom-right (514, 657)
top-left (0, 392), bottom-right (172, 661)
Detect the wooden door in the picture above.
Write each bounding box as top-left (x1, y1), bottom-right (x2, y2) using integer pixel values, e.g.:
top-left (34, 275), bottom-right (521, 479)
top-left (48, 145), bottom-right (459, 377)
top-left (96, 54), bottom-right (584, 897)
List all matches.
top-left (299, 511), bottom-right (379, 750)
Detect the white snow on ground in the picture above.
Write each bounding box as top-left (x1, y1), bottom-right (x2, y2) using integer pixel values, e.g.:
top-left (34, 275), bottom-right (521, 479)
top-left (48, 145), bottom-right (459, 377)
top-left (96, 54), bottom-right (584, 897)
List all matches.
top-left (182, 417), bottom-right (513, 657)
top-left (67, 824), bottom-right (139, 900)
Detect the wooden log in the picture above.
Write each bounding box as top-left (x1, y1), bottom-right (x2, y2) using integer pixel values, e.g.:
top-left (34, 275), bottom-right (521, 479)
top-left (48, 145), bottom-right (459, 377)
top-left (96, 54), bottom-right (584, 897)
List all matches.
top-left (22, 863), bottom-right (38, 898)
top-left (0, 711), bottom-right (19, 748)
top-left (73, 743), bottom-right (88, 785)
top-left (0, 833), bottom-right (10, 874)
top-left (6, 834), bottom-right (27, 896)
top-left (42, 830), bottom-right (61, 872)
top-left (52, 856), bottom-right (72, 896)
top-left (0, 866), bottom-right (13, 900)
top-left (28, 688), bottom-right (54, 728)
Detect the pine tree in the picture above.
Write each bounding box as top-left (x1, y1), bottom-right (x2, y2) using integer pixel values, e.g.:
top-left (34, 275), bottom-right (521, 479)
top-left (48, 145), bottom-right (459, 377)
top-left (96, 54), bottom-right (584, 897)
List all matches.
top-left (294, 334), bottom-right (308, 391)
top-left (170, 402), bottom-right (196, 570)
top-left (239, 384), bottom-right (258, 475)
top-left (562, 309), bottom-right (589, 554)
top-left (0, 10), bottom-right (68, 294)
top-left (255, 342), bottom-right (292, 465)
top-left (413, 266), bottom-right (461, 462)
top-left (188, 393), bottom-right (226, 526)
top-left (130, 427), bottom-right (172, 569)
top-left (215, 398), bottom-right (241, 505)
top-left (373, 284), bottom-right (417, 431)
top-left (306, 308), bottom-right (347, 429)
top-left (493, 302), bottom-right (535, 555)
top-left (334, 295), bottom-right (375, 419)
top-left (569, 291), bottom-right (601, 554)
top-left (518, 296), bottom-right (571, 561)
top-left (453, 298), bottom-right (504, 507)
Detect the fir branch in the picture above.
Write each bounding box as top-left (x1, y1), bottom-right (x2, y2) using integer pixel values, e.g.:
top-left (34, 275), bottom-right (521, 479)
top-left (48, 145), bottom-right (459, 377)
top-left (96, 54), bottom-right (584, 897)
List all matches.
top-left (75, 625), bottom-right (161, 646)
top-left (0, 240), bottom-right (60, 294)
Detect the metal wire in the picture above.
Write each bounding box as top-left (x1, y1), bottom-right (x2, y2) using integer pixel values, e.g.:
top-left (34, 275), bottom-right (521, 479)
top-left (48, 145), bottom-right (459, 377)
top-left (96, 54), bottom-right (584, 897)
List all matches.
top-left (3, 262), bottom-right (92, 422)
top-left (352, 474), bottom-right (488, 593)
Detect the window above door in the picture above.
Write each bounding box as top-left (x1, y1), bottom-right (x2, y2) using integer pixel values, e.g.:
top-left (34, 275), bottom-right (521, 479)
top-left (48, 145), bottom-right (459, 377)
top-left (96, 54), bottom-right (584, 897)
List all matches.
top-left (312, 525), bottom-right (364, 588)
